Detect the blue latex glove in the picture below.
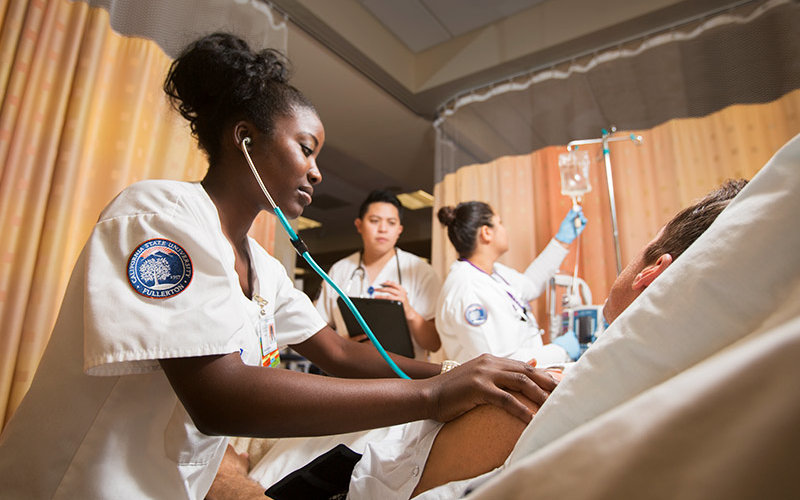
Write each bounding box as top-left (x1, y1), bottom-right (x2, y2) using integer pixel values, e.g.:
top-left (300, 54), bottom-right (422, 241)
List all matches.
top-left (554, 208), bottom-right (588, 244)
top-left (552, 329), bottom-right (581, 361)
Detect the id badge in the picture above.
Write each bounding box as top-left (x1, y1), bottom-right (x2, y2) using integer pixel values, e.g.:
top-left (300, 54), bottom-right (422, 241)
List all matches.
top-left (254, 295), bottom-right (280, 368)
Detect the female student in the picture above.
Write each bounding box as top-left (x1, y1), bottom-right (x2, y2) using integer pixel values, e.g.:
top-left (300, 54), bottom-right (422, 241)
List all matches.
top-left (0, 33), bottom-right (556, 499)
top-left (436, 202), bottom-right (586, 365)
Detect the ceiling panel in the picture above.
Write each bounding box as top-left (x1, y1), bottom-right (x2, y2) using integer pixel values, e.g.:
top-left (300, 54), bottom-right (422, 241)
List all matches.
top-left (357, 0), bottom-right (548, 53)
top-left (422, 0), bottom-right (547, 37)
top-left (358, 0), bottom-right (451, 52)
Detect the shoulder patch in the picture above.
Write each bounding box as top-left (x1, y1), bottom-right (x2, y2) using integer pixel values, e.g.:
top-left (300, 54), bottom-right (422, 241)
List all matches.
top-left (464, 303), bottom-right (488, 326)
top-left (127, 238), bottom-right (193, 299)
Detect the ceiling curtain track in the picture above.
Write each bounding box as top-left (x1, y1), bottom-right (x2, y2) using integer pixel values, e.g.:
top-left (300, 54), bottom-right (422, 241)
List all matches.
top-left (433, 0), bottom-right (800, 184)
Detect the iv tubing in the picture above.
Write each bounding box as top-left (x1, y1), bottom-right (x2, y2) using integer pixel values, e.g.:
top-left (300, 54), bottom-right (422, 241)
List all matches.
top-left (240, 138), bottom-right (410, 379)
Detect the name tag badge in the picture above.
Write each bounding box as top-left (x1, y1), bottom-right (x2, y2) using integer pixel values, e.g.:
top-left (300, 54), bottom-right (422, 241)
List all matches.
top-left (258, 316), bottom-right (281, 368)
top-left (254, 294), bottom-right (280, 368)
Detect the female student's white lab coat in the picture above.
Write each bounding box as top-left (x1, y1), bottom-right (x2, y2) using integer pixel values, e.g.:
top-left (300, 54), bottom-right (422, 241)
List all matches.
top-left (0, 180), bottom-right (325, 499)
top-left (436, 240), bottom-right (570, 366)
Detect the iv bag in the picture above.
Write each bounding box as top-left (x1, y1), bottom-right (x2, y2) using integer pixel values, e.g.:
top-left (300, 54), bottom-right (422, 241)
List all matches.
top-left (558, 150), bottom-right (592, 198)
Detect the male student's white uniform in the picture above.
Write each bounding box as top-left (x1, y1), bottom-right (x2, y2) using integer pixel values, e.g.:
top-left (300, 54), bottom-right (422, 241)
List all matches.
top-left (0, 180), bottom-right (325, 499)
top-left (436, 240), bottom-right (570, 366)
top-left (315, 248), bottom-right (440, 360)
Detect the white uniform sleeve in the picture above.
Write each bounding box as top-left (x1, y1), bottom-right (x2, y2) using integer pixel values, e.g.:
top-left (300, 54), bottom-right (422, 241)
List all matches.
top-left (437, 285), bottom-right (511, 363)
top-left (256, 248), bottom-right (327, 346)
top-left (84, 203), bottom-right (245, 376)
top-left (519, 239), bottom-right (569, 300)
top-left (408, 260), bottom-right (441, 321)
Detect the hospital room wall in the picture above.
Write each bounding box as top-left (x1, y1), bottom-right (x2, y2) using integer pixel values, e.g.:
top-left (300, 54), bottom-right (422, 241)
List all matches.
top-left (0, 0), bottom-right (279, 428)
top-left (432, 88), bottom-right (800, 338)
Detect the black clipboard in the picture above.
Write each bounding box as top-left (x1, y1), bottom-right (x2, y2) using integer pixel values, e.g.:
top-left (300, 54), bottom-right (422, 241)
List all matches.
top-left (336, 296), bottom-right (415, 358)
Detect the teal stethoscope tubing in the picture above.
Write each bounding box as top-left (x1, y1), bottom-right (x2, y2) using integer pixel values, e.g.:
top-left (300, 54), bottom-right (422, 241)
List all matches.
top-left (241, 138), bottom-right (410, 379)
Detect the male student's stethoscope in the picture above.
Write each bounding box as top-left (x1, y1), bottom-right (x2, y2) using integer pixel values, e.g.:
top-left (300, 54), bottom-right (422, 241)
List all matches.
top-left (240, 137), bottom-right (410, 379)
top-left (348, 249), bottom-right (402, 297)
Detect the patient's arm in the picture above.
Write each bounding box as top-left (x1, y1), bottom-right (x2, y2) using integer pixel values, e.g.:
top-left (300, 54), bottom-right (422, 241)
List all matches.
top-left (206, 444), bottom-right (265, 500)
top-left (411, 369), bottom-right (564, 497)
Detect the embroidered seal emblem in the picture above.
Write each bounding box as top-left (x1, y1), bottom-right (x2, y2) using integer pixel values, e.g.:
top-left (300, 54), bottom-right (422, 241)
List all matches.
top-left (127, 238), bottom-right (192, 298)
top-left (465, 303), bottom-right (488, 326)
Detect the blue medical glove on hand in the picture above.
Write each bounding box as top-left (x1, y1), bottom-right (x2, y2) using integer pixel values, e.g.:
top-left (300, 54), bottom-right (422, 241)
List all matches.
top-left (554, 208), bottom-right (588, 244)
top-left (552, 329), bottom-right (581, 361)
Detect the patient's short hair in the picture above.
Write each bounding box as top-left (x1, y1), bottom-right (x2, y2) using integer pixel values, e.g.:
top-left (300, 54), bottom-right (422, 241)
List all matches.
top-left (643, 179), bottom-right (748, 265)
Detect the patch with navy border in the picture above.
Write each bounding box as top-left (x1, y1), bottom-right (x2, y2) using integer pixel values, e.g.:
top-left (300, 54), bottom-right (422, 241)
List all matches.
top-left (127, 238), bottom-right (193, 299)
top-left (465, 303), bottom-right (488, 326)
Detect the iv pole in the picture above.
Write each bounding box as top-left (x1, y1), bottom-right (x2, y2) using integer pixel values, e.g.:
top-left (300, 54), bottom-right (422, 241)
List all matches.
top-left (567, 127), bottom-right (642, 275)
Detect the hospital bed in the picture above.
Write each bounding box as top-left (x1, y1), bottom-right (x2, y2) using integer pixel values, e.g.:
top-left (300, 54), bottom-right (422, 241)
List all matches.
top-left (241, 132), bottom-right (800, 499)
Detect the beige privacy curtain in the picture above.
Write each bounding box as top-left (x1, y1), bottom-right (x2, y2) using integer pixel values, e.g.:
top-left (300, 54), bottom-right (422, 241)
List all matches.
top-left (0, 0), bottom-right (286, 428)
top-left (432, 0), bottom-right (800, 340)
top-left (432, 90), bottom-right (800, 337)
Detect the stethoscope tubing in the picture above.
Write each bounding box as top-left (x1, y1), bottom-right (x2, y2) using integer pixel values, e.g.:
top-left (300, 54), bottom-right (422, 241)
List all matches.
top-left (241, 138), bottom-right (410, 379)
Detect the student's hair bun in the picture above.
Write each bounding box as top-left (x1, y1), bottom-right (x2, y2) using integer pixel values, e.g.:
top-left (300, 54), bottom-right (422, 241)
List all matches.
top-left (437, 206), bottom-right (457, 226)
top-left (163, 32), bottom-right (311, 164)
top-left (164, 33), bottom-right (290, 132)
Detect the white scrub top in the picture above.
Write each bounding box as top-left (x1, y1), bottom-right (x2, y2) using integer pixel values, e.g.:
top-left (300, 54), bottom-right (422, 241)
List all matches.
top-left (436, 240), bottom-right (570, 365)
top-left (0, 180), bottom-right (325, 499)
top-left (315, 248), bottom-right (441, 360)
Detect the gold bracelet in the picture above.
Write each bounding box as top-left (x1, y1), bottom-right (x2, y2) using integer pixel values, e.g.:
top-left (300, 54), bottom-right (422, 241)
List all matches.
top-left (440, 360), bottom-right (460, 374)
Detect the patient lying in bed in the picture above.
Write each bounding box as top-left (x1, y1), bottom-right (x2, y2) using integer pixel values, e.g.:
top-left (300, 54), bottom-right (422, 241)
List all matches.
top-left (209, 178), bottom-right (746, 499)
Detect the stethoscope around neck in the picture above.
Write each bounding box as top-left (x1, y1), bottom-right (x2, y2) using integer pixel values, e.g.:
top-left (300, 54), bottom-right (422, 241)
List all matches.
top-left (348, 248), bottom-right (402, 297)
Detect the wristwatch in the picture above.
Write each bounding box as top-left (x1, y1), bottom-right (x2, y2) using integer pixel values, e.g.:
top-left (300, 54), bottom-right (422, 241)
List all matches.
top-left (440, 359), bottom-right (460, 374)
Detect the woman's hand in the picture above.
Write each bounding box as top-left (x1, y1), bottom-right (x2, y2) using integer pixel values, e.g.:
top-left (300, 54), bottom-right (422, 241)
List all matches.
top-left (374, 280), bottom-right (442, 351)
top-left (374, 280), bottom-right (409, 310)
top-left (422, 354), bottom-right (559, 424)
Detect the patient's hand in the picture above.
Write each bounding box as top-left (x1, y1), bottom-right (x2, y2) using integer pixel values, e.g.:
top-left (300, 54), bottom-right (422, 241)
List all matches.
top-left (206, 444), bottom-right (264, 500)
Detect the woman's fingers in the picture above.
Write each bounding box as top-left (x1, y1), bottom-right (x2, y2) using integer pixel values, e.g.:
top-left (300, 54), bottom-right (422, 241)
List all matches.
top-left (430, 354), bottom-right (559, 423)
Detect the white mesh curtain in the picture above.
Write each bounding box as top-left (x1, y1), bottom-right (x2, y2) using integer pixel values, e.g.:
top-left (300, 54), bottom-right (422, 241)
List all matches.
top-left (72, 0), bottom-right (288, 57)
top-left (434, 0), bottom-right (800, 183)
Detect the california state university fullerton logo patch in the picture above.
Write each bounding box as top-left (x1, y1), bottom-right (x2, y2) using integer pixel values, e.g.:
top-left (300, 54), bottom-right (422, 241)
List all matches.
top-left (127, 239), bottom-right (193, 298)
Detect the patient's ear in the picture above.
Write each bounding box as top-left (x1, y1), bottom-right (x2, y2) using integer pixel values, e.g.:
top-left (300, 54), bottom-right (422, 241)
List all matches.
top-left (632, 254), bottom-right (673, 290)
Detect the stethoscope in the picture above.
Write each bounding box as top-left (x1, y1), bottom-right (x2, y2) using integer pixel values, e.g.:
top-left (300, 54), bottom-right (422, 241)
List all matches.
top-left (347, 249), bottom-right (402, 297)
top-left (240, 137), bottom-right (410, 379)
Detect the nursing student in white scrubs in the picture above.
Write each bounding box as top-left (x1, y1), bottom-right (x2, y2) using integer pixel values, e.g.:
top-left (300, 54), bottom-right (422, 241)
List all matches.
top-left (0, 33), bottom-right (558, 500)
top-left (315, 189), bottom-right (442, 359)
top-left (436, 201), bottom-right (587, 365)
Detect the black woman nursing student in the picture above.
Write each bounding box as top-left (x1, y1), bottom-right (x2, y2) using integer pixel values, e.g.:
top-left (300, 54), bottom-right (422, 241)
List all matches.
top-left (0, 33), bottom-right (557, 499)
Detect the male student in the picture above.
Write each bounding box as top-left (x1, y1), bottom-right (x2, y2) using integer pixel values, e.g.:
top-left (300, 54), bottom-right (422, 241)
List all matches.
top-left (315, 189), bottom-right (442, 358)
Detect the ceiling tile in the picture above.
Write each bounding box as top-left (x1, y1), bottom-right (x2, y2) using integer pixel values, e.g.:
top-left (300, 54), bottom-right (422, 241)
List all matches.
top-left (358, 0), bottom-right (451, 52)
top-left (422, 0), bottom-right (547, 37)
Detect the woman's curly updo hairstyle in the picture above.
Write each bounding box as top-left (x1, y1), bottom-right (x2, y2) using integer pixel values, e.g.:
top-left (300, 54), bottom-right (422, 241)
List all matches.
top-left (164, 32), bottom-right (315, 164)
top-left (437, 201), bottom-right (495, 259)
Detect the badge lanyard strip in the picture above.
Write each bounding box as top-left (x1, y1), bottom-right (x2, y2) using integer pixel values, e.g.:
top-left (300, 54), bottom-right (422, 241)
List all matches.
top-left (241, 138), bottom-right (410, 379)
top-left (460, 258), bottom-right (530, 322)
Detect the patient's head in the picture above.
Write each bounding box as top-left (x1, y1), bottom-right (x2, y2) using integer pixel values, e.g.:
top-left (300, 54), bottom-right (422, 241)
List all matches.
top-left (603, 179), bottom-right (748, 324)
